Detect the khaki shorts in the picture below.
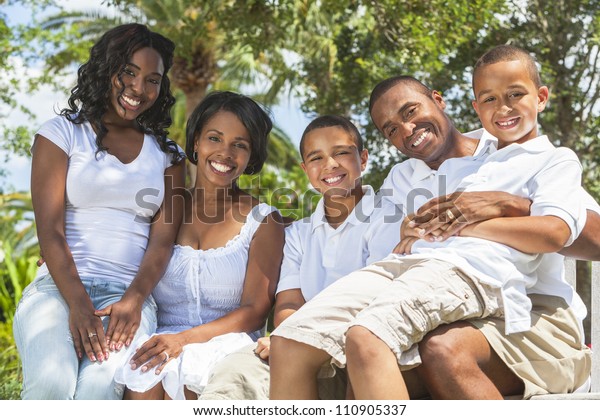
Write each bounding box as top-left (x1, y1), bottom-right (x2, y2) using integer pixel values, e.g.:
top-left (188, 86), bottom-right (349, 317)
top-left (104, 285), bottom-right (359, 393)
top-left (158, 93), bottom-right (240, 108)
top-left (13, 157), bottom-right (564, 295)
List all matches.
top-left (272, 258), bottom-right (502, 376)
top-left (199, 343), bottom-right (347, 400)
top-left (469, 293), bottom-right (592, 399)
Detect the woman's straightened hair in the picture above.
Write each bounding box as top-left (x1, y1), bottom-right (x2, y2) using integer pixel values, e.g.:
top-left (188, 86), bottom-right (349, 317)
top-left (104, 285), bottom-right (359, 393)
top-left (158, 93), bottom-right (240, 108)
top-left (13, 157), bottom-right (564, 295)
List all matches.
top-left (185, 91), bottom-right (273, 175)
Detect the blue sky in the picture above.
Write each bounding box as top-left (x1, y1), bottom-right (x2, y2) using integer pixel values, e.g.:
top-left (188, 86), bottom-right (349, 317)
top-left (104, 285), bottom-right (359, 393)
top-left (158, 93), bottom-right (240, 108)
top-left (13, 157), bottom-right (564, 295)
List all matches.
top-left (0, 0), bottom-right (312, 193)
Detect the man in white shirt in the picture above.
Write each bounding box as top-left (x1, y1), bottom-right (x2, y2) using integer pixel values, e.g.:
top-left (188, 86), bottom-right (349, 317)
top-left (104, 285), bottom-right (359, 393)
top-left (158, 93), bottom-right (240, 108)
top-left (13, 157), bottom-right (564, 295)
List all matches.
top-left (372, 62), bottom-right (600, 398)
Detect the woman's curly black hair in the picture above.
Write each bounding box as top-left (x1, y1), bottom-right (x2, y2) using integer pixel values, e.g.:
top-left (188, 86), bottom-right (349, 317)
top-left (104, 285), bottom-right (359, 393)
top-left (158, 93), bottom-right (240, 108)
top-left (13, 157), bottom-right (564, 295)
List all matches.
top-left (60, 23), bottom-right (183, 164)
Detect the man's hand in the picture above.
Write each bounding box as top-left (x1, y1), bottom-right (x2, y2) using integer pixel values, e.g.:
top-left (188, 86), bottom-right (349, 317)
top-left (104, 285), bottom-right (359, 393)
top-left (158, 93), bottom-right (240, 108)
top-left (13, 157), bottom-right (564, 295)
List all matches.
top-left (410, 191), bottom-right (531, 242)
top-left (393, 214), bottom-right (441, 254)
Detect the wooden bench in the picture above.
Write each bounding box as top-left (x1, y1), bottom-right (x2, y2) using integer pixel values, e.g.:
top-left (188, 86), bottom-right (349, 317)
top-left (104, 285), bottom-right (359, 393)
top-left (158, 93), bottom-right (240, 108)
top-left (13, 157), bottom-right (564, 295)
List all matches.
top-left (530, 259), bottom-right (600, 399)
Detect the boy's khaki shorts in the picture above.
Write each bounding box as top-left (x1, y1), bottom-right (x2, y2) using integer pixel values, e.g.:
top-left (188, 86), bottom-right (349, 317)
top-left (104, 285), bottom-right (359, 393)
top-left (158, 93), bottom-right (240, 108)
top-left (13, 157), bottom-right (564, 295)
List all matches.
top-left (199, 343), bottom-right (348, 400)
top-left (470, 293), bottom-right (591, 399)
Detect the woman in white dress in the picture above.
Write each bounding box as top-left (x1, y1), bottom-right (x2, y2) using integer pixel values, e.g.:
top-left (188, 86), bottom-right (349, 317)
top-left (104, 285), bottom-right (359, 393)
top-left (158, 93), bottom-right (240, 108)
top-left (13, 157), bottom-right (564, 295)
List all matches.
top-left (116, 91), bottom-right (285, 399)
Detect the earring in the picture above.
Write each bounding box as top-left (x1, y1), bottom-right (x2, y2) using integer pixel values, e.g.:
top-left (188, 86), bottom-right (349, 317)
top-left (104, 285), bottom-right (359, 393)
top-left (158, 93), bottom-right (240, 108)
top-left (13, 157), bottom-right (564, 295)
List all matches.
top-left (193, 151), bottom-right (198, 161)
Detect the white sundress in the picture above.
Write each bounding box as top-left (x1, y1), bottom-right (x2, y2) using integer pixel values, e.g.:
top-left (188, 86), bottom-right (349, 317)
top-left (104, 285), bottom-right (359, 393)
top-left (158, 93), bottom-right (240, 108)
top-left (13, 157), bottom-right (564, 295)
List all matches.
top-left (115, 203), bottom-right (278, 399)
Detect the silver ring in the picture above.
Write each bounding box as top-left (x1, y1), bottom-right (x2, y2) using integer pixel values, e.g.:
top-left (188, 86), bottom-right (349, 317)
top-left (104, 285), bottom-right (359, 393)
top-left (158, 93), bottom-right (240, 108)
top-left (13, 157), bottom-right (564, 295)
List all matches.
top-left (88, 332), bottom-right (97, 338)
top-left (162, 351), bottom-right (169, 362)
top-left (446, 209), bottom-right (455, 221)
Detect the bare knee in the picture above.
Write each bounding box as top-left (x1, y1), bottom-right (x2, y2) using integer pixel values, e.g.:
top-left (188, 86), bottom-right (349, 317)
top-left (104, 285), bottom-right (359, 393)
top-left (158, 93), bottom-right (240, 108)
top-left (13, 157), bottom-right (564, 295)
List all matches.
top-left (346, 326), bottom-right (388, 367)
top-left (270, 336), bottom-right (327, 371)
top-left (270, 336), bottom-right (299, 361)
top-left (419, 323), bottom-right (478, 373)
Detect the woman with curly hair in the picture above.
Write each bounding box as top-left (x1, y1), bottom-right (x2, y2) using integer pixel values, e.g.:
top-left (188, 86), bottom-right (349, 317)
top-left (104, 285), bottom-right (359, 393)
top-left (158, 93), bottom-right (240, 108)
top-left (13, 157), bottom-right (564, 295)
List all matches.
top-left (13, 23), bottom-right (185, 400)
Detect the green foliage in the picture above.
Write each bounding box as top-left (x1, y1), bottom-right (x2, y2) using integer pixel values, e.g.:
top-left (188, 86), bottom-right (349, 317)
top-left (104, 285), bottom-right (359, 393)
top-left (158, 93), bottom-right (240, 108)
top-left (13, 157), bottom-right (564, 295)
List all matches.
top-left (4, 0), bottom-right (600, 198)
top-left (0, 7), bottom-right (36, 157)
top-left (0, 192), bottom-right (38, 323)
top-left (0, 321), bottom-right (22, 400)
top-left (239, 164), bottom-right (319, 221)
top-left (0, 193), bottom-right (36, 253)
top-left (0, 242), bottom-right (38, 323)
top-left (1, 125), bottom-right (34, 160)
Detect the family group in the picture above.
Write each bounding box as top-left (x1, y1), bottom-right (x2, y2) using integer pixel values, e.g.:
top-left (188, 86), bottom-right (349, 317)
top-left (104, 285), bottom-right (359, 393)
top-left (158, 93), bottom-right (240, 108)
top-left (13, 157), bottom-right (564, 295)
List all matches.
top-left (13, 23), bottom-right (600, 400)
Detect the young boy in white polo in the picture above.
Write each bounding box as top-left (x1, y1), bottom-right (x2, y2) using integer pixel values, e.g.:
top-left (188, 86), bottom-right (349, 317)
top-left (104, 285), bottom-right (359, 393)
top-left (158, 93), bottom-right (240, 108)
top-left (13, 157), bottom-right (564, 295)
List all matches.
top-left (198, 115), bottom-right (400, 400)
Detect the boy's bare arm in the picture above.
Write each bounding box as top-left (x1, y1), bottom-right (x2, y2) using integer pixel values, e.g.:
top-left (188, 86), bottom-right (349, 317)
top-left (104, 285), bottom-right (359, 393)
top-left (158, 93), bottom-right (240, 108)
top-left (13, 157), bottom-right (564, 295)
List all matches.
top-left (560, 210), bottom-right (600, 260)
top-left (273, 289), bottom-right (306, 328)
top-left (459, 215), bottom-right (570, 254)
top-left (253, 289), bottom-right (306, 361)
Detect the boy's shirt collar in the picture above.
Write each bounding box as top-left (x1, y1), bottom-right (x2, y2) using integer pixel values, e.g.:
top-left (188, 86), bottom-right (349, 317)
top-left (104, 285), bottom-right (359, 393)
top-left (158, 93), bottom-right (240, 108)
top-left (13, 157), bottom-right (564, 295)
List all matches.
top-left (490, 135), bottom-right (552, 157)
top-left (310, 185), bottom-right (376, 232)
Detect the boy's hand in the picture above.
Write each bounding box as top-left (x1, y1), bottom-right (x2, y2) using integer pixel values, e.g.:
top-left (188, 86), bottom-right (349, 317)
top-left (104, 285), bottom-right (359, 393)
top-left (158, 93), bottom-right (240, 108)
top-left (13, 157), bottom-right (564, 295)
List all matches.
top-left (254, 336), bottom-right (271, 360)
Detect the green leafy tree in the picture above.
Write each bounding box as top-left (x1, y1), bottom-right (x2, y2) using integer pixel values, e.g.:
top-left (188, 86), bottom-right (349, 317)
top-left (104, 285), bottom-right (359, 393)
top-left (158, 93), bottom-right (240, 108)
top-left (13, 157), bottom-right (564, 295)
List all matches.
top-left (0, 3), bottom-right (36, 163)
top-left (249, 0), bottom-right (506, 189)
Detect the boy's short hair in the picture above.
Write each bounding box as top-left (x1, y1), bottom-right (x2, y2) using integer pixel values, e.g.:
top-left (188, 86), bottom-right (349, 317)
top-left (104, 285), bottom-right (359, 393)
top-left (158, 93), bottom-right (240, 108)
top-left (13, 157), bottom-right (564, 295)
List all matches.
top-left (299, 115), bottom-right (364, 160)
top-left (473, 45), bottom-right (542, 88)
top-left (369, 76), bottom-right (434, 114)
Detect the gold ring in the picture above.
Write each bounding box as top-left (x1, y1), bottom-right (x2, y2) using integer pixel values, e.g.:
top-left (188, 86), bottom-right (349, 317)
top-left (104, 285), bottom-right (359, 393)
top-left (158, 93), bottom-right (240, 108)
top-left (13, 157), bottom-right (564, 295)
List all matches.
top-left (446, 209), bottom-right (455, 221)
top-left (163, 351), bottom-right (169, 362)
top-left (88, 332), bottom-right (97, 338)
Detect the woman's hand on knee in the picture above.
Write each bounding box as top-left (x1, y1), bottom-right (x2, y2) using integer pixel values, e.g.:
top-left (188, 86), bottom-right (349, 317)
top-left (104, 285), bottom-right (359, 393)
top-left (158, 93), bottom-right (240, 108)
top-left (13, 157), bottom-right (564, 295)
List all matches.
top-left (129, 333), bottom-right (185, 375)
top-left (69, 305), bottom-right (109, 363)
top-left (96, 295), bottom-right (143, 352)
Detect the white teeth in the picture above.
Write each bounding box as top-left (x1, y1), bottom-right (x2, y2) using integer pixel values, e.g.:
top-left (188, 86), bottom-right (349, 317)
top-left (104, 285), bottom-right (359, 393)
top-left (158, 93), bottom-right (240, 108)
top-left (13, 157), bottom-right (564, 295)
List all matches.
top-left (412, 130), bottom-right (428, 147)
top-left (324, 175), bottom-right (343, 184)
top-left (211, 161), bottom-right (233, 173)
top-left (122, 95), bottom-right (141, 107)
top-left (497, 119), bottom-right (517, 127)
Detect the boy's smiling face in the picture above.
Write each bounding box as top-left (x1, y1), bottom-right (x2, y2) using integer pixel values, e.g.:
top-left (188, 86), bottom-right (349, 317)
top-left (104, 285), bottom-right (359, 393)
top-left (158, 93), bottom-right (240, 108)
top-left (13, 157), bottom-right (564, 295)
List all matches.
top-left (301, 126), bottom-right (368, 197)
top-left (472, 59), bottom-right (549, 148)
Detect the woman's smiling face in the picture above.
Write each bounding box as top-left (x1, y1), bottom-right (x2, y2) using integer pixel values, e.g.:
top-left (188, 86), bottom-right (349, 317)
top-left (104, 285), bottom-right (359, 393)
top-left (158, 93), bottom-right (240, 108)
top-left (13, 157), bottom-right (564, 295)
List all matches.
top-left (194, 110), bottom-right (252, 187)
top-left (108, 47), bottom-right (165, 122)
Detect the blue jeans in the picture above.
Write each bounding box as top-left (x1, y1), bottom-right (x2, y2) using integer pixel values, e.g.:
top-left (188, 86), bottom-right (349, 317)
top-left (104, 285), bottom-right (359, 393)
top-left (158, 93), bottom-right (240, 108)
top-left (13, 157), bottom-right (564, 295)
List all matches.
top-left (13, 275), bottom-right (158, 400)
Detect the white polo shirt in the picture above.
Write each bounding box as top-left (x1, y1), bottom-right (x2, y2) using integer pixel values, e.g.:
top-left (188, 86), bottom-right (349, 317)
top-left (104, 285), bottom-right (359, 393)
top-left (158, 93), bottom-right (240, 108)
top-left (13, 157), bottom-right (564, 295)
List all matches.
top-left (379, 130), bottom-right (591, 334)
top-left (276, 185), bottom-right (401, 302)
